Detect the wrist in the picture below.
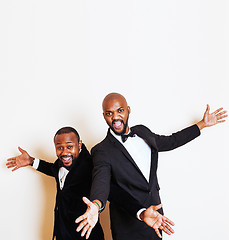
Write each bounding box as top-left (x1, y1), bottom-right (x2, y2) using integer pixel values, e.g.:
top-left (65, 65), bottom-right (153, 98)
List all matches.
top-left (29, 157), bottom-right (35, 166)
top-left (139, 210), bottom-right (145, 221)
top-left (92, 200), bottom-right (102, 213)
top-left (196, 120), bottom-right (205, 130)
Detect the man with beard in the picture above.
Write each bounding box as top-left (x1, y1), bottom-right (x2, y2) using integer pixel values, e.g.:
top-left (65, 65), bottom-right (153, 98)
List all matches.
top-left (76, 92), bottom-right (227, 240)
top-left (6, 127), bottom-right (104, 240)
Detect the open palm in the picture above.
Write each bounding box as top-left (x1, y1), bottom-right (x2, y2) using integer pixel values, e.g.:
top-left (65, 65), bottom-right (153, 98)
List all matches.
top-left (6, 147), bottom-right (34, 171)
top-left (203, 104), bottom-right (227, 127)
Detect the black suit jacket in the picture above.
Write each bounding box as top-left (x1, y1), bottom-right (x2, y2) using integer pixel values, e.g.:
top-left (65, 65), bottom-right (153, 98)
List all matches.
top-left (90, 124), bottom-right (200, 240)
top-left (37, 144), bottom-right (104, 240)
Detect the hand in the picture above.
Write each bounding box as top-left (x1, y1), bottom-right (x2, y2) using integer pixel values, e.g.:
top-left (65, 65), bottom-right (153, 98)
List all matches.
top-left (75, 197), bottom-right (99, 239)
top-left (197, 104), bottom-right (227, 130)
top-left (6, 147), bottom-right (34, 171)
top-left (140, 204), bottom-right (175, 238)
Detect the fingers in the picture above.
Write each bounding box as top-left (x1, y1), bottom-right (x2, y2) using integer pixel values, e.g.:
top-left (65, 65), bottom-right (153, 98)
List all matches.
top-left (81, 223), bottom-right (90, 237)
top-left (75, 214), bottom-right (87, 224)
top-left (154, 228), bottom-right (162, 238)
top-left (6, 161), bottom-right (14, 168)
top-left (216, 111), bottom-right (228, 120)
top-left (7, 157), bottom-right (16, 162)
top-left (158, 216), bottom-right (175, 235)
top-left (214, 109), bottom-right (227, 125)
top-left (217, 120), bottom-right (226, 123)
top-left (160, 222), bottom-right (174, 235)
top-left (12, 166), bottom-right (19, 172)
top-left (153, 214), bottom-right (175, 237)
top-left (76, 218), bottom-right (88, 231)
top-left (86, 227), bottom-right (93, 239)
top-left (162, 216), bottom-right (175, 226)
top-left (213, 107), bottom-right (223, 115)
top-left (6, 158), bottom-right (18, 171)
top-left (152, 216), bottom-right (162, 229)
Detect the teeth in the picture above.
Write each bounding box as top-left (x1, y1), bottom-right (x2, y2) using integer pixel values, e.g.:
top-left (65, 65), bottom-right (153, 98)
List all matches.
top-left (113, 121), bottom-right (122, 128)
top-left (62, 157), bottom-right (71, 162)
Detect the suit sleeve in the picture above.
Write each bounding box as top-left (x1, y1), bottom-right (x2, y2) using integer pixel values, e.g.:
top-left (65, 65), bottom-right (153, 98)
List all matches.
top-left (37, 160), bottom-right (55, 177)
top-left (90, 148), bottom-right (111, 207)
top-left (154, 124), bottom-right (201, 152)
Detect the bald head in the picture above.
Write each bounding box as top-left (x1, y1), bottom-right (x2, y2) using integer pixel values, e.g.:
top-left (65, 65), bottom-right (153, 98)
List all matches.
top-left (102, 93), bottom-right (130, 135)
top-left (102, 93), bottom-right (128, 111)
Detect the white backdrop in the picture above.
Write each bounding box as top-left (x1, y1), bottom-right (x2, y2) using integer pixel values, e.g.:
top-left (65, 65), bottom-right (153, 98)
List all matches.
top-left (0, 1), bottom-right (228, 240)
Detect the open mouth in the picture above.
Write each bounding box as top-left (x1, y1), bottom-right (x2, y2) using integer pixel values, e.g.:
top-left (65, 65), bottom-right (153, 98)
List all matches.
top-left (112, 120), bottom-right (123, 130)
top-left (60, 156), bottom-right (72, 165)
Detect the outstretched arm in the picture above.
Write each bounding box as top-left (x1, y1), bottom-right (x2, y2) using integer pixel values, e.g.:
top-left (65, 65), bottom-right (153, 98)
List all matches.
top-left (6, 147), bottom-right (34, 171)
top-left (140, 205), bottom-right (175, 238)
top-left (75, 197), bottom-right (101, 239)
top-left (197, 104), bottom-right (227, 130)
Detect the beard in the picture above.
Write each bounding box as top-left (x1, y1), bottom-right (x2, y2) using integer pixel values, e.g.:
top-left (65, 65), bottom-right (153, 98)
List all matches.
top-left (58, 155), bottom-right (74, 170)
top-left (110, 115), bottom-right (129, 136)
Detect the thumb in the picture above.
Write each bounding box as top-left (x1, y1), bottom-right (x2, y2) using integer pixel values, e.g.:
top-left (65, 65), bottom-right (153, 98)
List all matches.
top-left (206, 104), bottom-right (210, 113)
top-left (18, 146), bottom-right (26, 154)
top-left (151, 204), bottom-right (162, 211)
top-left (82, 197), bottom-right (92, 206)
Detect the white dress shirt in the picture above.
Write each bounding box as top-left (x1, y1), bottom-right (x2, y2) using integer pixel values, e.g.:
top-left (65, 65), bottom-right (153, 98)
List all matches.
top-left (110, 129), bottom-right (151, 182)
top-left (32, 158), bottom-right (69, 190)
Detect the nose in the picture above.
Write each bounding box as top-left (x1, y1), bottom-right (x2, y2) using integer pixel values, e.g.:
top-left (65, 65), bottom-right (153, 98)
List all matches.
top-left (112, 111), bottom-right (119, 120)
top-left (62, 147), bottom-right (69, 155)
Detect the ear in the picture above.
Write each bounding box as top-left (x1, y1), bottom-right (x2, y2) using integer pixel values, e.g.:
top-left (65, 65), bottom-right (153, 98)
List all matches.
top-left (127, 106), bottom-right (131, 114)
top-left (78, 140), bottom-right (82, 150)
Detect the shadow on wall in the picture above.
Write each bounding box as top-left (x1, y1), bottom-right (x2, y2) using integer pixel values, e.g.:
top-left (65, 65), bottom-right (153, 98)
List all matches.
top-left (100, 202), bottom-right (112, 240)
top-left (39, 174), bottom-right (56, 240)
top-left (33, 148), bottom-right (56, 240)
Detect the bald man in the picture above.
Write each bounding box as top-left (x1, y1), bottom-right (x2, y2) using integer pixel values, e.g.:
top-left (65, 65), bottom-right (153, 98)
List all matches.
top-left (76, 93), bottom-right (227, 240)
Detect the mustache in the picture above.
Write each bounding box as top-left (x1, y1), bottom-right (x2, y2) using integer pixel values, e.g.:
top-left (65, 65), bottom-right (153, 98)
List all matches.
top-left (112, 119), bottom-right (124, 125)
top-left (60, 154), bottom-right (73, 160)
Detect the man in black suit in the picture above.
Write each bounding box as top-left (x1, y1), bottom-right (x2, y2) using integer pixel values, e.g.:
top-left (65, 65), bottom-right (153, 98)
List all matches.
top-left (6, 127), bottom-right (104, 240)
top-left (76, 93), bottom-right (227, 240)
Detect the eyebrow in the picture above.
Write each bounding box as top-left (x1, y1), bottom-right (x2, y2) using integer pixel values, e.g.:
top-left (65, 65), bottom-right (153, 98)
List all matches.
top-left (56, 141), bottom-right (73, 145)
top-left (105, 107), bottom-right (124, 113)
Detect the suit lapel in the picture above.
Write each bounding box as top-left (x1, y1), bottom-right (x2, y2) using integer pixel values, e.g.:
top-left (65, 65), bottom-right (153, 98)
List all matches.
top-left (107, 130), bottom-right (150, 183)
top-left (130, 126), bottom-right (158, 150)
top-left (130, 126), bottom-right (159, 188)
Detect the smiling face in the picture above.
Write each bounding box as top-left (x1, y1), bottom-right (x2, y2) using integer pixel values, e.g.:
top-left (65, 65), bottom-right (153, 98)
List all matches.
top-left (102, 93), bottom-right (130, 135)
top-left (54, 132), bottom-right (82, 167)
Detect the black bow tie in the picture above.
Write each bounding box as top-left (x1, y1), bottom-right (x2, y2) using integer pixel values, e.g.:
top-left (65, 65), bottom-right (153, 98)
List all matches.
top-left (121, 131), bottom-right (135, 143)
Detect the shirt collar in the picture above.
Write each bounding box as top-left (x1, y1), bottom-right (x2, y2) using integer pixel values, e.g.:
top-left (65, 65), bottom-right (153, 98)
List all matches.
top-left (110, 128), bottom-right (131, 143)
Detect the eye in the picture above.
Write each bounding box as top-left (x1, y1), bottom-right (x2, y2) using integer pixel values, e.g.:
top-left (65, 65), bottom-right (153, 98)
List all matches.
top-left (67, 146), bottom-right (73, 149)
top-left (106, 112), bottom-right (112, 116)
top-left (118, 108), bottom-right (124, 113)
top-left (57, 146), bottom-right (63, 150)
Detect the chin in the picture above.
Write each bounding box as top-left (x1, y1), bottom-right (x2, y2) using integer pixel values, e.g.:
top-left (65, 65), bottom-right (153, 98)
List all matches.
top-left (64, 162), bottom-right (72, 167)
top-left (112, 127), bottom-right (124, 135)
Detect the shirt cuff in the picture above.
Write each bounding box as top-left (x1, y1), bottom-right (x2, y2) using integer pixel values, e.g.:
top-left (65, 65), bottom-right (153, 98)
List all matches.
top-left (32, 158), bottom-right (40, 169)
top-left (136, 208), bottom-right (146, 221)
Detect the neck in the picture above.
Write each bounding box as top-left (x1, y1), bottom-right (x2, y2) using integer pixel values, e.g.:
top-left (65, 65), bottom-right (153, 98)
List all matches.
top-left (124, 126), bottom-right (130, 134)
